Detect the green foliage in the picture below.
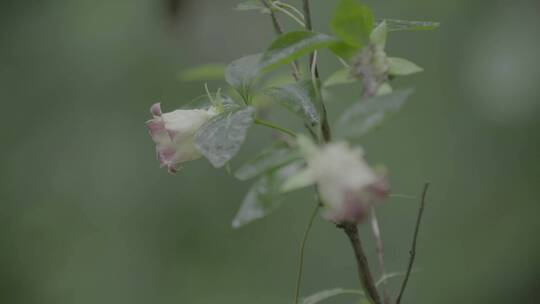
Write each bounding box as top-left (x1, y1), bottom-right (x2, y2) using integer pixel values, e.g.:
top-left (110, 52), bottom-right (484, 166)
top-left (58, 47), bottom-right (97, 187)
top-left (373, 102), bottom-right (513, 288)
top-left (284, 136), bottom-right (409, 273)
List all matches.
top-left (335, 89), bottom-right (414, 139)
top-left (178, 63), bottom-right (226, 81)
top-left (152, 1), bottom-right (439, 299)
top-left (303, 288), bottom-right (364, 304)
top-left (323, 69), bottom-right (355, 87)
top-left (331, 0), bottom-right (374, 49)
top-left (234, 142), bottom-right (301, 181)
top-left (232, 162), bottom-right (302, 228)
top-left (370, 20), bottom-right (388, 49)
top-left (264, 80), bottom-right (320, 125)
top-left (328, 41), bottom-right (360, 60)
top-left (195, 107), bottom-right (256, 168)
top-left (388, 57), bottom-right (424, 76)
top-left (281, 167), bottom-right (314, 192)
top-left (259, 31), bottom-right (338, 71)
top-left (225, 54), bottom-right (263, 103)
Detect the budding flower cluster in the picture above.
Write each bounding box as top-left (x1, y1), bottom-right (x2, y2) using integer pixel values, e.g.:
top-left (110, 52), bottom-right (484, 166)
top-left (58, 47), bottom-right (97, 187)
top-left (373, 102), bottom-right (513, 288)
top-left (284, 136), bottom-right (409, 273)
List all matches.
top-left (308, 142), bottom-right (389, 224)
top-left (283, 136), bottom-right (389, 225)
top-left (146, 103), bottom-right (217, 173)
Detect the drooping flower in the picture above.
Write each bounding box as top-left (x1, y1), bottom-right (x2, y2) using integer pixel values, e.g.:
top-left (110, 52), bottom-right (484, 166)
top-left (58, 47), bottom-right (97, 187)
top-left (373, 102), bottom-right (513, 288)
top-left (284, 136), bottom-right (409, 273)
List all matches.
top-left (308, 142), bottom-right (389, 224)
top-left (146, 103), bottom-right (217, 173)
top-left (283, 136), bottom-right (389, 224)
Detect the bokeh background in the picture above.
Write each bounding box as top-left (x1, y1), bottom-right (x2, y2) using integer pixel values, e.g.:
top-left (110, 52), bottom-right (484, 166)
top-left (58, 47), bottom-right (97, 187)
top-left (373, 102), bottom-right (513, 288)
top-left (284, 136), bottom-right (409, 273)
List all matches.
top-left (1, 0), bottom-right (539, 303)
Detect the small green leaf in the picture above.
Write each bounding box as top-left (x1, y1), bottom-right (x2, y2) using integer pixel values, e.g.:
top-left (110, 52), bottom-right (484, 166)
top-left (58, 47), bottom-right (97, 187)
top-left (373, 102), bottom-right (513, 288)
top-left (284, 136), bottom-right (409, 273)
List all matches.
top-left (370, 20), bottom-right (388, 49)
top-left (281, 167), bottom-right (314, 192)
top-left (195, 107), bottom-right (255, 168)
top-left (376, 82), bottom-right (393, 95)
top-left (236, 0), bottom-right (271, 14)
top-left (260, 31), bottom-right (338, 71)
top-left (264, 80), bottom-right (320, 125)
top-left (331, 0), bottom-right (374, 48)
top-left (323, 69), bottom-right (355, 87)
top-left (178, 63), bottom-right (226, 81)
top-left (225, 54), bottom-right (263, 101)
top-left (234, 142), bottom-right (301, 181)
top-left (388, 57), bottom-right (424, 76)
top-left (328, 41), bottom-right (359, 60)
top-left (335, 89), bottom-right (413, 138)
top-left (303, 288), bottom-right (364, 304)
top-left (381, 19), bottom-right (440, 32)
top-left (232, 162), bottom-right (302, 228)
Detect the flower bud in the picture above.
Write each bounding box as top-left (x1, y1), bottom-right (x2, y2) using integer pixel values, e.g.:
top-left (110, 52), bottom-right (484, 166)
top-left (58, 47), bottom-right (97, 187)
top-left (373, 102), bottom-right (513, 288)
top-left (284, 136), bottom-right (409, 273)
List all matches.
top-left (146, 103), bottom-right (217, 173)
top-left (307, 142), bottom-right (389, 224)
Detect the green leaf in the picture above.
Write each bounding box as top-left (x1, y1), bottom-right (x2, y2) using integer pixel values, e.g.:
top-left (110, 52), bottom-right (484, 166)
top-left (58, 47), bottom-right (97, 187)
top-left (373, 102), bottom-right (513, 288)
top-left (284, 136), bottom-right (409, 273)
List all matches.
top-left (335, 89), bottom-right (413, 138)
top-left (195, 107), bottom-right (255, 168)
top-left (388, 57), bottom-right (423, 76)
top-left (303, 288), bottom-right (364, 304)
top-left (232, 162), bottom-right (302, 228)
top-left (264, 80), bottom-right (320, 125)
top-left (260, 31), bottom-right (338, 71)
top-left (370, 20), bottom-right (388, 49)
top-left (234, 142), bottom-right (301, 181)
top-left (178, 63), bottom-right (226, 81)
top-left (281, 167), bottom-right (314, 192)
top-left (331, 0), bottom-right (374, 48)
top-left (381, 19), bottom-right (440, 32)
top-left (236, 0), bottom-right (271, 14)
top-left (376, 82), bottom-right (393, 95)
top-left (225, 54), bottom-right (262, 101)
top-left (328, 41), bottom-right (360, 60)
top-left (323, 69), bottom-right (355, 87)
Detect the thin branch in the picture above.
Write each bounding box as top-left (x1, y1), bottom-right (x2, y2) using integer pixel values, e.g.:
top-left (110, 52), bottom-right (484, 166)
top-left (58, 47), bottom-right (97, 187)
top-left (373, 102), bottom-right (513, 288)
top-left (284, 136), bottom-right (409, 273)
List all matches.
top-left (274, 1), bottom-right (305, 22)
top-left (340, 223), bottom-right (382, 304)
top-left (302, 0), bottom-right (318, 78)
top-left (254, 118), bottom-right (297, 138)
top-left (396, 183), bottom-right (430, 304)
top-left (271, 2), bottom-right (305, 27)
top-left (260, 0), bottom-right (301, 80)
top-left (370, 207), bottom-right (390, 304)
top-left (294, 201), bottom-right (321, 304)
top-left (302, 0), bottom-right (331, 142)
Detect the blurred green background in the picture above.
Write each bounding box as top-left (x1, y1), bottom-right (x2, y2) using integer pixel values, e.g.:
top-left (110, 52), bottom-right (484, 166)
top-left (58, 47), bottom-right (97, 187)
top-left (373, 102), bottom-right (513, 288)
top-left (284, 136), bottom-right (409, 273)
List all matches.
top-left (1, 0), bottom-right (539, 303)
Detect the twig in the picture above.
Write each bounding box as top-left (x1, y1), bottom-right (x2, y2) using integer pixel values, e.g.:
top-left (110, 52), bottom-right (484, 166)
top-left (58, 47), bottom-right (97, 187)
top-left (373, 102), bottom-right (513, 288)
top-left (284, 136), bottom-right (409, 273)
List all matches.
top-left (301, 0), bottom-right (331, 142)
top-left (254, 118), bottom-right (297, 138)
top-left (370, 207), bottom-right (390, 304)
top-left (302, 0), bottom-right (317, 77)
top-left (260, 0), bottom-right (301, 80)
top-left (294, 201), bottom-right (321, 304)
top-left (340, 223), bottom-right (382, 304)
top-left (396, 183), bottom-right (430, 304)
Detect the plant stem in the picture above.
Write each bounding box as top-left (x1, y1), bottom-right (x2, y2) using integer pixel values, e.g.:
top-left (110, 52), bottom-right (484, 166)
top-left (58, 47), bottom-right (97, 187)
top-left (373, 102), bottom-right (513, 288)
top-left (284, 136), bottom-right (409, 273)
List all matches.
top-left (260, 0), bottom-right (301, 80)
top-left (301, 0), bottom-right (330, 142)
top-left (340, 223), bottom-right (382, 304)
top-left (293, 201), bottom-right (321, 304)
top-left (396, 183), bottom-right (430, 304)
top-left (254, 118), bottom-right (297, 138)
top-left (370, 208), bottom-right (390, 304)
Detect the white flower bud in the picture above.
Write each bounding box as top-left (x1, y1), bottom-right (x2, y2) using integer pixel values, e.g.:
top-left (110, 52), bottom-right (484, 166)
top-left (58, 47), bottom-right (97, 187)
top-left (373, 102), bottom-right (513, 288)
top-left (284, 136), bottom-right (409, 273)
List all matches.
top-left (307, 142), bottom-right (388, 224)
top-left (146, 103), bottom-right (217, 173)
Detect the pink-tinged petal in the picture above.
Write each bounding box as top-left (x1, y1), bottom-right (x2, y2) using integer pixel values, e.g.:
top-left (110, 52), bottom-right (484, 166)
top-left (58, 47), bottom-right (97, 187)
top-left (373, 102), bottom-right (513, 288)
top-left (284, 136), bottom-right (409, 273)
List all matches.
top-left (369, 175), bottom-right (390, 201)
top-left (150, 103), bottom-right (162, 117)
top-left (146, 118), bottom-right (171, 145)
top-left (342, 191), bottom-right (369, 224)
top-left (166, 129), bottom-right (179, 141)
top-left (156, 145), bottom-right (176, 167)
